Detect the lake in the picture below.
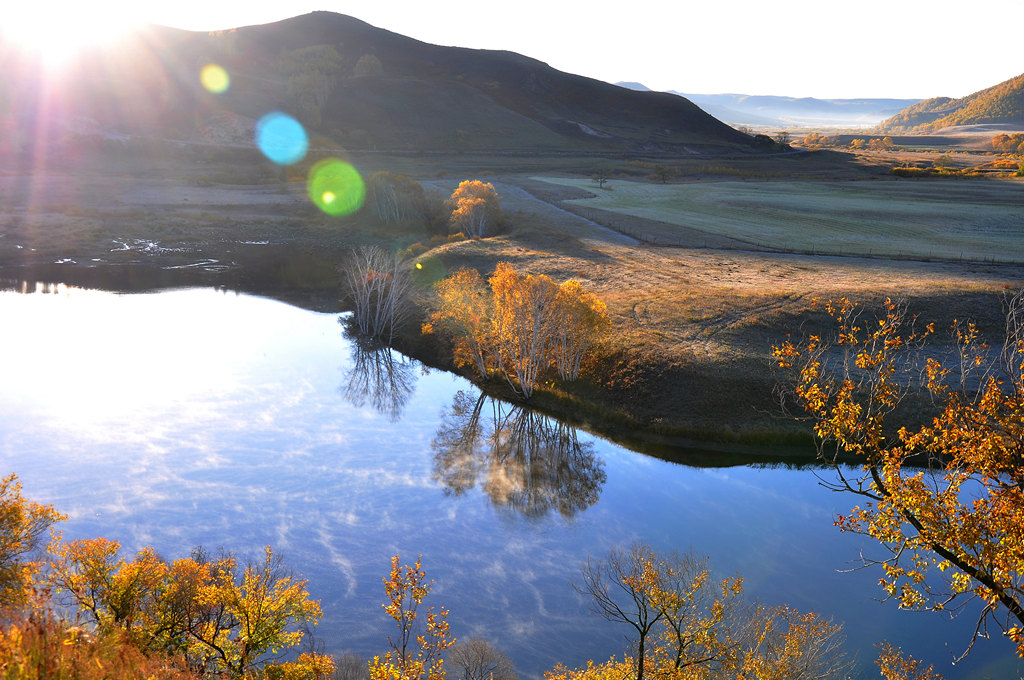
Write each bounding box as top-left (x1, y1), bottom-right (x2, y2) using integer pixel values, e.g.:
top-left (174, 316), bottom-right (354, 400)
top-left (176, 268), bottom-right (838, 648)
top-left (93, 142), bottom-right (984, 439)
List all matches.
top-left (0, 283), bottom-right (1019, 678)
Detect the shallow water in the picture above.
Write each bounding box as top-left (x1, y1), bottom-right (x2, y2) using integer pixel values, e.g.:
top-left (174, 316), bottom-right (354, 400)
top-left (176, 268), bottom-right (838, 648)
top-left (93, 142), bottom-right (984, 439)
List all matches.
top-left (0, 285), bottom-right (1018, 678)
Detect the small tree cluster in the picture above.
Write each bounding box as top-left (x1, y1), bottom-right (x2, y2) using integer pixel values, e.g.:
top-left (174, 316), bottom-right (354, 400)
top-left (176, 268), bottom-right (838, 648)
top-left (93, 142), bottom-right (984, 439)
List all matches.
top-left (991, 133), bottom-right (1024, 155)
top-left (341, 246), bottom-right (416, 344)
top-left (445, 181), bottom-right (501, 238)
top-left (278, 45), bottom-right (345, 128)
top-left (48, 540), bottom-right (326, 678)
top-left (368, 172), bottom-right (426, 225)
top-left (424, 263), bottom-right (608, 398)
top-left (849, 137), bottom-right (895, 151)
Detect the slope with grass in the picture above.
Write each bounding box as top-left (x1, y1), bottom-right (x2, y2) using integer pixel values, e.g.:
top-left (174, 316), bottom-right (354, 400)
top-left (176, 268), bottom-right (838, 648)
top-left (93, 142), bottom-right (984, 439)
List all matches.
top-left (878, 72), bottom-right (1024, 133)
top-left (1, 12), bottom-right (758, 157)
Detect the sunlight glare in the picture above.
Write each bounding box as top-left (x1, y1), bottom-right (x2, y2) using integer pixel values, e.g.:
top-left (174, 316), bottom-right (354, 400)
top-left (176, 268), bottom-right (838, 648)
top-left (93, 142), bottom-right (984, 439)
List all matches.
top-left (1, 6), bottom-right (140, 70)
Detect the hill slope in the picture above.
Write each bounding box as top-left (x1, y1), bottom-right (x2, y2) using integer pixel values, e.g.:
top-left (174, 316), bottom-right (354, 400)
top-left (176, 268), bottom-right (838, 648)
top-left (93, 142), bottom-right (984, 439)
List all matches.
top-left (1, 12), bottom-right (757, 156)
top-left (877, 72), bottom-right (1024, 133)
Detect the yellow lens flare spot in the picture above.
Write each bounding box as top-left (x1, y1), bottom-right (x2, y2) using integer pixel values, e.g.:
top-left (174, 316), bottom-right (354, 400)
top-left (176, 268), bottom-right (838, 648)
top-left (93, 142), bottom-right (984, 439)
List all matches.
top-left (200, 64), bottom-right (230, 94)
top-left (307, 159), bottom-right (365, 216)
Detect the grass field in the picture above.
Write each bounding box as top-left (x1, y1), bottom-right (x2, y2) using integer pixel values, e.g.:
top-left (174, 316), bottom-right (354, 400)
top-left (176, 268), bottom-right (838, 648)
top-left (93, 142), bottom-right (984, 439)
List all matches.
top-left (534, 176), bottom-right (1024, 264)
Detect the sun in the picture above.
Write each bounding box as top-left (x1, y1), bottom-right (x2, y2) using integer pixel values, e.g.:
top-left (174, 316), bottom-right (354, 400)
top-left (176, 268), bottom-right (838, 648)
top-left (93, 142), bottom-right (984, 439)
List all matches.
top-left (1, 6), bottom-right (140, 70)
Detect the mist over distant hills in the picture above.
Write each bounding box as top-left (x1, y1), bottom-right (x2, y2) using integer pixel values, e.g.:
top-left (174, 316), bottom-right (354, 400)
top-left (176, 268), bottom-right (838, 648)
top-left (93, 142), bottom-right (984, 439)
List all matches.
top-left (1, 12), bottom-right (763, 157)
top-left (616, 82), bottom-right (918, 129)
top-left (876, 72), bottom-right (1024, 133)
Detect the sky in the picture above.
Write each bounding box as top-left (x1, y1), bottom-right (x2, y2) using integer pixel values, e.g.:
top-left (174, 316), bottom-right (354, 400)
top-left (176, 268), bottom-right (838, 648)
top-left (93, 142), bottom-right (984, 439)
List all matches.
top-left (15, 0), bottom-right (1024, 99)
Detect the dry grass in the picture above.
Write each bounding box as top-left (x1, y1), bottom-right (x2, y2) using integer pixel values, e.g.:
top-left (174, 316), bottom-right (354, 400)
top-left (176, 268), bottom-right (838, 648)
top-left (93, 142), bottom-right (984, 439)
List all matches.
top-left (424, 175), bottom-right (1024, 444)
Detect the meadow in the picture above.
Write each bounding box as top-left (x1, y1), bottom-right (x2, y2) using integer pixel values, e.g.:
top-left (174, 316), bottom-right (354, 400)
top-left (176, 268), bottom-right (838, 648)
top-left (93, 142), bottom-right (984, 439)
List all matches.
top-left (534, 176), bottom-right (1024, 263)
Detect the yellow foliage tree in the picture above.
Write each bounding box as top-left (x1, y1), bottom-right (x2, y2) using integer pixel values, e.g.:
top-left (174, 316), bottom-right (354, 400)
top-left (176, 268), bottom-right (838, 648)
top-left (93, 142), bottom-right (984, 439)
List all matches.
top-left (48, 541), bottom-right (323, 678)
top-left (445, 181), bottom-right (501, 238)
top-left (424, 268), bottom-right (493, 376)
top-left (370, 555), bottom-right (454, 680)
top-left (0, 474), bottom-right (65, 607)
top-left (773, 292), bottom-right (1024, 658)
top-left (424, 263), bottom-right (608, 398)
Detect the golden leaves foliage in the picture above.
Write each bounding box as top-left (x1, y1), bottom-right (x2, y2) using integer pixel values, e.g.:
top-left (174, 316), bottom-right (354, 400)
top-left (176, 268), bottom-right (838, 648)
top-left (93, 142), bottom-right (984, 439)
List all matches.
top-left (0, 474), bottom-right (65, 608)
top-left (875, 642), bottom-right (945, 680)
top-left (566, 545), bottom-right (849, 680)
top-left (424, 263), bottom-right (608, 398)
top-left (370, 555), bottom-right (454, 680)
top-left (773, 293), bottom-right (1024, 657)
top-left (47, 541), bottom-right (322, 678)
top-left (445, 181), bottom-right (501, 238)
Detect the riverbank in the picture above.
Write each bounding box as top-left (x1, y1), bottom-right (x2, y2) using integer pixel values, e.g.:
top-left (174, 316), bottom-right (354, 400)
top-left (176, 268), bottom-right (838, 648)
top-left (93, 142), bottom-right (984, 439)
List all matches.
top-left (3, 156), bottom-right (1023, 460)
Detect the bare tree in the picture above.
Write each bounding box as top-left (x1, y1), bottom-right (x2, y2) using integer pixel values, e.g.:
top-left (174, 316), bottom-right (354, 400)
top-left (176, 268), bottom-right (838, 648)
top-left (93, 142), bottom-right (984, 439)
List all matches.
top-left (448, 638), bottom-right (518, 680)
top-left (333, 651), bottom-right (371, 680)
top-left (340, 246), bottom-right (415, 343)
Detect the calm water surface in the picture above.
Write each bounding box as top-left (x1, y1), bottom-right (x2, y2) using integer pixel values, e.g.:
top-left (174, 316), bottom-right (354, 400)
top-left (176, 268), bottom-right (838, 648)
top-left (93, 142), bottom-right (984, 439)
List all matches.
top-left (0, 285), bottom-right (1019, 678)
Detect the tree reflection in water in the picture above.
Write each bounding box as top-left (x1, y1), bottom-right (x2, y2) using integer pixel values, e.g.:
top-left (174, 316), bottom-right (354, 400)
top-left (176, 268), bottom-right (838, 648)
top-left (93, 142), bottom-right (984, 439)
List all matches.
top-left (432, 390), bottom-right (607, 519)
top-left (341, 335), bottom-right (417, 421)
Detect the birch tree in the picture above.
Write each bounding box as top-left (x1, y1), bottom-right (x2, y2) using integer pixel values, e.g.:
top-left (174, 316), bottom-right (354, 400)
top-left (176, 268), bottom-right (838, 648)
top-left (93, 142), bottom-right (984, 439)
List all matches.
top-left (341, 246), bottom-right (415, 343)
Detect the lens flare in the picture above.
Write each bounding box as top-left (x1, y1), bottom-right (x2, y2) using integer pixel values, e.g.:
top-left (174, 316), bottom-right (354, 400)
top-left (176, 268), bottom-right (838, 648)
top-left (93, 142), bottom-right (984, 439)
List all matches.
top-left (412, 256), bottom-right (447, 287)
top-left (308, 159), bottom-right (365, 216)
top-left (255, 112), bottom-right (308, 165)
top-left (200, 64), bottom-right (230, 93)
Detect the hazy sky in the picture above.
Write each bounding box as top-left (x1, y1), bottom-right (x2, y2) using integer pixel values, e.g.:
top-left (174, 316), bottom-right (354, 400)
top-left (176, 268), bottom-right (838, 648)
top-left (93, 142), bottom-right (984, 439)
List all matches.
top-left (43, 0), bottom-right (1024, 99)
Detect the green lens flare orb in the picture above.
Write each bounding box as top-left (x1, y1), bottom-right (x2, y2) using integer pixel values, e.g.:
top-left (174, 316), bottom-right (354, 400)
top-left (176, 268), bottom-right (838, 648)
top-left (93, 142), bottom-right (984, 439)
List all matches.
top-left (200, 64), bottom-right (230, 93)
top-left (308, 159), bottom-right (365, 216)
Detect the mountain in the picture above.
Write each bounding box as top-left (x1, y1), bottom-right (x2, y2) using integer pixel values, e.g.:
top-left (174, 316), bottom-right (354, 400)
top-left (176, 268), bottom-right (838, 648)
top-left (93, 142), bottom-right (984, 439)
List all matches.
top-left (1, 13), bottom-right (758, 157)
top-left (616, 85), bottom-right (918, 129)
top-left (877, 72), bottom-right (1024, 133)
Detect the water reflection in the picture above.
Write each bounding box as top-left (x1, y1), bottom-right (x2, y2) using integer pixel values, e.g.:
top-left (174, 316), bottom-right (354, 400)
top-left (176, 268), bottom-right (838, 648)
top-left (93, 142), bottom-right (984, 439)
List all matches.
top-left (340, 332), bottom-right (417, 421)
top-left (432, 390), bottom-right (607, 519)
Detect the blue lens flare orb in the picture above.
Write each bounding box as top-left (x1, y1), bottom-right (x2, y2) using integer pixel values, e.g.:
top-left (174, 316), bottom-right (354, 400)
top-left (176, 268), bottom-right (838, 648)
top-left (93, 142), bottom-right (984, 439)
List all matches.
top-left (255, 112), bottom-right (308, 165)
top-left (307, 159), bottom-right (365, 216)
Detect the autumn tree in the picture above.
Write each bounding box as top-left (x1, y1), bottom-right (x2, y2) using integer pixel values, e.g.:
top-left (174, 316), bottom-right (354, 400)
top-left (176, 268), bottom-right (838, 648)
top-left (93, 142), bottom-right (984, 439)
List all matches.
top-left (424, 267), bottom-right (493, 377)
top-left (572, 545), bottom-right (848, 680)
top-left (341, 246), bottom-right (416, 343)
top-left (424, 263), bottom-right (608, 398)
top-left (370, 555), bottom-right (454, 680)
top-left (490, 263), bottom-right (560, 398)
top-left (740, 606), bottom-right (852, 680)
top-left (446, 181), bottom-right (501, 238)
top-left (575, 544), bottom-right (665, 680)
top-left (875, 642), bottom-right (945, 680)
top-left (773, 292), bottom-right (1024, 659)
top-left (549, 280), bottom-right (609, 381)
top-left (48, 541), bottom-right (325, 678)
top-left (0, 474), bottom-right (65, 607)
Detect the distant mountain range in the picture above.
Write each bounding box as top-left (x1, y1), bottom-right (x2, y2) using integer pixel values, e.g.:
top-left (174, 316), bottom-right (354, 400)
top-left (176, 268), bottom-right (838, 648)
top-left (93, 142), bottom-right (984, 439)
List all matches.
top-left (617, 83), bottom-right (918, 129)
top-left (1, 12), bottom-right (761, 157)
top-left (876, 72), bottom-right (1024, 133)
